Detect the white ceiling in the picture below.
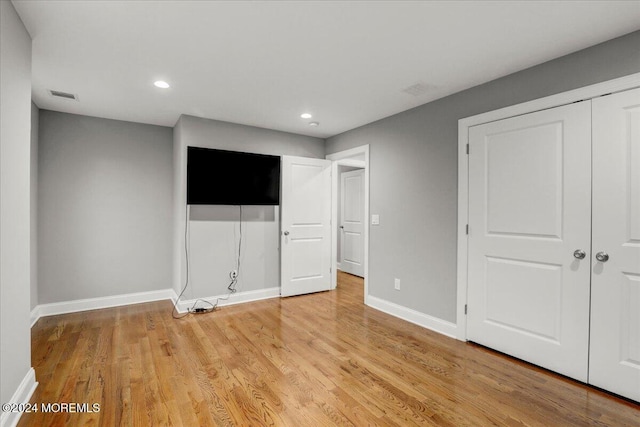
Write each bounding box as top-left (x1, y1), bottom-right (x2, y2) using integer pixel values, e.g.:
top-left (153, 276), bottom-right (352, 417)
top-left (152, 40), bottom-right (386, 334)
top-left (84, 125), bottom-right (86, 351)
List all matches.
top-left (13, 1), bottom-right (640, 138)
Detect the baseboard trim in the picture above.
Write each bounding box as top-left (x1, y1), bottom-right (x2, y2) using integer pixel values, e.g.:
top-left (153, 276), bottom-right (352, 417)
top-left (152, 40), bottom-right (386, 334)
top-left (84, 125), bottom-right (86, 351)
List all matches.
top-left (0, 368), bottom-right (38, 427)
top-left (367, 295), bottom-right (457, 339)
top-left (175, 287), bottom-right (280, 313)
top-left (31, 289), bottom-right (176, 327)
top-left (29, 305), bottom-right (41, 328)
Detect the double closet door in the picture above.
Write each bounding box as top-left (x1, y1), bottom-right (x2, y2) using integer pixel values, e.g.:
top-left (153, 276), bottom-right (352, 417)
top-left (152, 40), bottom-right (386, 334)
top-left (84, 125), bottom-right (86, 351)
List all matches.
top-left (467, 88), bottom-right (640, 402)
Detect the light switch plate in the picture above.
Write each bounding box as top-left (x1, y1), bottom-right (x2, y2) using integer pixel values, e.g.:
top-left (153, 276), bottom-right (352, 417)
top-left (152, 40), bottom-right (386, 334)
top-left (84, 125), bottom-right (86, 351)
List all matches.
top-left (371, 214), bottom-right (380, 225)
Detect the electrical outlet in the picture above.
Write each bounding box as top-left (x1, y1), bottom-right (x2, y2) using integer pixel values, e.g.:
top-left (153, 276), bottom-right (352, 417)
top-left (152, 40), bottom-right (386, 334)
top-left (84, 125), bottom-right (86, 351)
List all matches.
top-left (230, 270), bottom-right (238, 279)
top-left (394, 278), bottom-right (400, 290)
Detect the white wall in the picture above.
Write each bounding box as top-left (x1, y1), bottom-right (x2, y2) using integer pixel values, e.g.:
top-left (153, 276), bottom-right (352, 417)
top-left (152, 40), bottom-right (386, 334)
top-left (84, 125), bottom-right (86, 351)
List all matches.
top-left (0, 0), bottom-right (33, 406)
top-left (38, 111), bottom-right (174, 304)
top-left (173, 115), bottom-right (325, 301)
top-left (30, 102), bottom-right (39, 310)
top-left (326, 30), bottom-right (640, 324)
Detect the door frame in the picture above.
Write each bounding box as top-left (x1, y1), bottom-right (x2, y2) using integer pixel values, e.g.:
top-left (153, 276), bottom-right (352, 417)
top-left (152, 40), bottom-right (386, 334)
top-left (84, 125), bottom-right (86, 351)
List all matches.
top-left (456, 72), bottom-right (640, 341)
top-left (327, 145), bottom-right (369, 302)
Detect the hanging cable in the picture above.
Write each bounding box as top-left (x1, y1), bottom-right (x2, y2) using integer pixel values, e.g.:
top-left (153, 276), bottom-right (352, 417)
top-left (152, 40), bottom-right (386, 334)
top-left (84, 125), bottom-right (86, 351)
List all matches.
top-left (229, 204), bottom-right (242, 293)
top-left (173, 204), bottom-right (244, 317)
top-left (208, 205), bottom-right (243, 310)
top-left (172, 204), bottom-right (191, 319)
top-left (172, 203), bottom-right (216, 318)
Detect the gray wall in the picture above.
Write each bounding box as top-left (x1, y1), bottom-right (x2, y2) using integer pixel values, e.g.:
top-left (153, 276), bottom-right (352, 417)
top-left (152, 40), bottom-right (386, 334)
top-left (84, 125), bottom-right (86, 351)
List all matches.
top-left (0, 0), bottom-right (33, 405)
top-left (30, 102), bottom-right (39, 310)
top-left (38, 111), bottom-right (174, 304)
top-left (326, 30), bottom-right (640, 323)
top-left (173, 115), bottom-right (324, 300)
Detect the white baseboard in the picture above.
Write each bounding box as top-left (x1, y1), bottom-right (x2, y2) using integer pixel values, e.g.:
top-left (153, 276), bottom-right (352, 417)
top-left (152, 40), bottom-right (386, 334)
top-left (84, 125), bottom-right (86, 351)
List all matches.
top-left (29, 305), bottom-right (41, 328)
top-left (367, 295), bottom-right (457, 339)
top-left (30, 289), bottom-right (176, 327)
top-left (0, 368), bottom-right (38, 427)
top-left (175, 287), bottom-right (280, 313)
top-left (30, 286), bottom-right (281, 325)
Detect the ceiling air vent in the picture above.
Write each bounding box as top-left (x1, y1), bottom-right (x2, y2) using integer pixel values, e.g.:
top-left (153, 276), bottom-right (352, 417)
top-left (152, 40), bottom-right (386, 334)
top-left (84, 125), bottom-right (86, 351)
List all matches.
top-left (401, 83), bottom-right (434, 97)
top-left (49, 90), bottom-right (78, 101)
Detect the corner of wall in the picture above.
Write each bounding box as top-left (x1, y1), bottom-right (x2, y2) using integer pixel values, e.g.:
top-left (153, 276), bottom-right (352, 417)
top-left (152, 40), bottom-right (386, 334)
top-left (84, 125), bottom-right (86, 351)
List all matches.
top-left (0, 0), bottom-right (36, 415)
top-left (172, 116), bottom-right (186, 294)
top-left (30, 102), bottom-right (39, 311)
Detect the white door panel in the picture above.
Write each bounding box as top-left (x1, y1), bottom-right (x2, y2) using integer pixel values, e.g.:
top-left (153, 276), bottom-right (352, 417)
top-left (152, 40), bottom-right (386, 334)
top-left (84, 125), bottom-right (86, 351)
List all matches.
top-left (589, 88), bottom-right (640, 401)
top-left (484, 257), bottom-right (563, 342)
top-left (340, 169), bottom-right (364, 277)
top-left (467, 101), bottom-right (592, 382)
top-left (485, 121), bottom-right (564, 238)
top-left (281, 156), bottom-right (331, 297)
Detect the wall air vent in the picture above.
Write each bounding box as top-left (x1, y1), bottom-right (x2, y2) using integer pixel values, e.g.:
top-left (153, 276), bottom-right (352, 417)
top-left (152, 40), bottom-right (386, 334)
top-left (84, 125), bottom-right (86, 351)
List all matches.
top-left (49, 90), bottom-right (78, 101)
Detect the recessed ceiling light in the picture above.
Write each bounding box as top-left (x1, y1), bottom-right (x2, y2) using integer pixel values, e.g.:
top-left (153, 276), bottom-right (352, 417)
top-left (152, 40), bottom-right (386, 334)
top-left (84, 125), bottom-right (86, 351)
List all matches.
top-left (309, 122), bottom-right (319, 127)
top-left (154, 80), bottom-right (170, 89)
top-left (300, 113), bottom-right (312, 119)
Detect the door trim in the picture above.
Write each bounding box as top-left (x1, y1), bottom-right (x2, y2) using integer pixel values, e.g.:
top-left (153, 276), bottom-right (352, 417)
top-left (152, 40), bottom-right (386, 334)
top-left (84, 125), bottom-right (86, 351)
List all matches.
top-left (327, 145), bottom-right (369, 303)
top-left (457, 72), bottom-right (640, 341)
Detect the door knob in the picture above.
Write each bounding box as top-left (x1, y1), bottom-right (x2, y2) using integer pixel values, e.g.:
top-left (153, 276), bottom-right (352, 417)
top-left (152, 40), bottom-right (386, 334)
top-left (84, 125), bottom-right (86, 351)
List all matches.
top-left (573, 249), bottom-right (586, 260)
top-left (340, 226), bottom-right (344, 229)
top-left (595, 251), bottom-right (609, 262)
top-left (283, 231), bottom-right (289, 236)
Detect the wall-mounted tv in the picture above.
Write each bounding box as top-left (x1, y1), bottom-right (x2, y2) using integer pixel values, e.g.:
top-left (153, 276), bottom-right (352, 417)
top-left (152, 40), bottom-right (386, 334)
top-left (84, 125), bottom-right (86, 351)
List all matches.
top-left (187, 147), bottom-right (281, 205)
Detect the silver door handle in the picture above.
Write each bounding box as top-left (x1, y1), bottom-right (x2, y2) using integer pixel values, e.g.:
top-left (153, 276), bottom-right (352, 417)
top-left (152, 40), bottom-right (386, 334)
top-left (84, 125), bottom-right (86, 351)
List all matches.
top-left (595, 251), bottom-right (609, 262)
top-left (283, 231), bottom-right (289, 236)
top-left (573, 249), bottom-right (586, 260)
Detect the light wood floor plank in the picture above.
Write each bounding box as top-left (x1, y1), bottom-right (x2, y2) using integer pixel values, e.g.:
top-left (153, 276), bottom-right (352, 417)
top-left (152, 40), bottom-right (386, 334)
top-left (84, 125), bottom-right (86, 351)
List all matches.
top-left (18, 271), bottom-right (639, 426)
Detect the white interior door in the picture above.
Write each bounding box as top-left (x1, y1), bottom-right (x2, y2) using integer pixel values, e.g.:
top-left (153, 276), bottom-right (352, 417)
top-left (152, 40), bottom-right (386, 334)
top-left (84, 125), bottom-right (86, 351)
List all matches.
top-left (340, 169), bottom-right (364, 277)
top-left (589, 88), bottom-right (640, 401)
top-left (281, 156), bottom-right (331, 297)
top-left (467, 101), bottom-right (592, 382)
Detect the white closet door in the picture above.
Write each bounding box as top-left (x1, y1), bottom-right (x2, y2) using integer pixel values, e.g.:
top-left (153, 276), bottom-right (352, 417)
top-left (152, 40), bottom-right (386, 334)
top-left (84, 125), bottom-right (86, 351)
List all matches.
top-left (589, 88), bottom-right (640, 401)
top-left (467, 101), bottom-right (592, 381)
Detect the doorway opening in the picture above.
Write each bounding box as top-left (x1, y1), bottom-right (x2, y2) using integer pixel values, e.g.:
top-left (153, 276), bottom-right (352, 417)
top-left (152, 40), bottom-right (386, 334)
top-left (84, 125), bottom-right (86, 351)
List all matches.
top-left (327, 145), bottom-right (369, 304)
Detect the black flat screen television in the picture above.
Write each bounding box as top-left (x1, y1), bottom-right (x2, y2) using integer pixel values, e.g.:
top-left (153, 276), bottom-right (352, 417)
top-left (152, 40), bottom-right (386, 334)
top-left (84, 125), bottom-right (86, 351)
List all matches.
top-left (187, 147), bottom-right (281, 205)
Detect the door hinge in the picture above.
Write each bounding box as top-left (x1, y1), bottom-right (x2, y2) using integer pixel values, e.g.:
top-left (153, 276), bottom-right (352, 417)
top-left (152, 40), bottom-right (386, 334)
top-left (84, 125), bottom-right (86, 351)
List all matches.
top-left (465, 224), bottom-right (469, 235)
top-left (466, 144), bottom-right (469, 155)
top-left (465, 304), bottom-right (468, 315)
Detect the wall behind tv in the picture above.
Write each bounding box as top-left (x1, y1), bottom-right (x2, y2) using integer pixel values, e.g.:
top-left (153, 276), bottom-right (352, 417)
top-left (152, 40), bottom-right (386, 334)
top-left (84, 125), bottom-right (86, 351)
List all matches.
top-left (38, 111), bottom-right (174, 304)
top-left (173, 115), bottom-right (324, 302)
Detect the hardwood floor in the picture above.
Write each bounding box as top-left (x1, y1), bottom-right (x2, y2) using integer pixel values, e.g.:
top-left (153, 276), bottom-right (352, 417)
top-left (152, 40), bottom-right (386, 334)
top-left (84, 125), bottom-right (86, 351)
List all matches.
top-left (20, 271), bottom-right (639, 426)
